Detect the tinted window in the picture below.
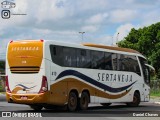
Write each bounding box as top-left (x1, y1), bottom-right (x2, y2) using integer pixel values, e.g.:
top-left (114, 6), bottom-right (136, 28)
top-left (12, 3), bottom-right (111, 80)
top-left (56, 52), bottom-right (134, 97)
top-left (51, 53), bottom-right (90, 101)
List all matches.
top-left (104, 52), bottom-right (112, 70)
top-left (112, 53), bottom-right (117, 70)
top-left (50, 45), bottom-right (141, 75)
top-left (129, 56), bottom-right (141, 75)
top-left (119, 54), bottom-right (141, 75)
top-left (76, 49), bottom-right (91, 68)
top-left (63, 47), bottom-right (76, 67)
top-left (118, 54), bottom-right (129, 71)
top-left (50, 45), bottom-right (64, 66)
top-left (91, 51), bottom-right (104, 69)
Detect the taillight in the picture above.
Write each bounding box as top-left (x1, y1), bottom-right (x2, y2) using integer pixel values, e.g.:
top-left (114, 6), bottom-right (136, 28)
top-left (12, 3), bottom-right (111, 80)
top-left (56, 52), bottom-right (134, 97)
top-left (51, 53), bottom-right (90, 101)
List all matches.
top-left (40, 39), bottom-right (44, 42)
top-left (38, 76), bottom-right (48, 94)
top-left (5, 76), bottom-right (11, 93)
top-left (10, 40), bottom-right (13, 43)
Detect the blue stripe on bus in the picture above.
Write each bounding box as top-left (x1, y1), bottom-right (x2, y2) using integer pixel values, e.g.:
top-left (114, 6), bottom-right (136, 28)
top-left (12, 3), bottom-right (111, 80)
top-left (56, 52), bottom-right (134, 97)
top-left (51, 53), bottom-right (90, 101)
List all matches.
top-left (55, 70), bottom-right (136, 93)
top-left (15, 84), bottom-right (36, 90)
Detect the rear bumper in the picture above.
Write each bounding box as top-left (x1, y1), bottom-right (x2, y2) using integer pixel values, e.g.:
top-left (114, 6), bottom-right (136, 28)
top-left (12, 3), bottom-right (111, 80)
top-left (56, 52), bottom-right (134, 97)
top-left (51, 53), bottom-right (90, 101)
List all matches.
top-left (6, 92), bottom-right (49, 104)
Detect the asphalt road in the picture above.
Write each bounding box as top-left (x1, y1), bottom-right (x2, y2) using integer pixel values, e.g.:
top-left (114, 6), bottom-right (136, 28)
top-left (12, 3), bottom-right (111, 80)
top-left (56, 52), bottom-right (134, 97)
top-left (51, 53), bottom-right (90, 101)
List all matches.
top-left (0, 94), bottom-right (160, 120)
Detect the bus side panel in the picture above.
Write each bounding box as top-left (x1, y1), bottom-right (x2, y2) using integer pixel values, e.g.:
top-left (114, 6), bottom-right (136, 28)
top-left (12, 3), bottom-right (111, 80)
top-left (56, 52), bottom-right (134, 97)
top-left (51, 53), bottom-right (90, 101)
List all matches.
top-left (45, 59), bottom-right (51, 90)
top-left (140, 83), bottom-right (150, 102)
top-left (49, 62), bottom-right (68, 105)
top-left (50, 81), bottom-right (68, 105)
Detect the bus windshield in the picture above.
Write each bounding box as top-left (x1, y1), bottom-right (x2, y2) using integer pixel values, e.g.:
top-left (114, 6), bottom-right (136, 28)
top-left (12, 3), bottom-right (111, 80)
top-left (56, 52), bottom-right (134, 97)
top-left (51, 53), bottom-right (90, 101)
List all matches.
top-left (139, 57), bottom-right (150, 85)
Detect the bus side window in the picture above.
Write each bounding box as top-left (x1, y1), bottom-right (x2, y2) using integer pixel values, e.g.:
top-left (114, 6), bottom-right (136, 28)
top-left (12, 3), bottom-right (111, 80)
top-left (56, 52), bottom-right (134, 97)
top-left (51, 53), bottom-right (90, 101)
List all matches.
top-left (76, 49), bottom-right (84, 68)
top-left (119, 54), bottom-right (130, 71)
top-left (112, 53), bottom-right (117, 70)
top-left (118, 54), bottom-right (141, 75)
top-left (129, 56), bottom-right (141, 75)
top-left (50, 45), bottom-right (64, 66)
top-left (53, 46), bottom-right (56, 55)
top-left (81, 50), bottom-right (86, 56)
top-left (91, 51), bottom-right (104, 69)
top-left (63, 47), bottom-right (76, 67)
top-left (84, 50), bottom-right (91, 68)
top-left (104, 52), bottom-right (112, 70)
top-left (76, 49), bottom-right (91, 68)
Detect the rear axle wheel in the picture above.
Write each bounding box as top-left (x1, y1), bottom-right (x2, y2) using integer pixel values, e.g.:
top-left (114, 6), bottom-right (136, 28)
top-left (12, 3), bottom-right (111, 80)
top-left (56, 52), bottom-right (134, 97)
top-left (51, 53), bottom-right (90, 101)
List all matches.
top-left (67, 92), bottom-right (78, 112)
top-left (79, 92), bottom-right (89, 110)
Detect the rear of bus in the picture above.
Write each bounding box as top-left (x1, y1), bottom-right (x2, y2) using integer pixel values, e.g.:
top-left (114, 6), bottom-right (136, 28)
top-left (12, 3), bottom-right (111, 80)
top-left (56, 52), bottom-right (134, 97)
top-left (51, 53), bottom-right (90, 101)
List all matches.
top-left (5, 40), bottom-right (49, 105)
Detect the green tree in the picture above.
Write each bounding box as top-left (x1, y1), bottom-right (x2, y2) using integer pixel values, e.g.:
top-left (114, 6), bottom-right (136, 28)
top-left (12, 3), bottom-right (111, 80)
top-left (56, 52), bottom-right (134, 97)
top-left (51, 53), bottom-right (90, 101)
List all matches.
top-left (118, 22), bottom-right (160, 78)
top-left (0, 61), bottom-right (5, 74)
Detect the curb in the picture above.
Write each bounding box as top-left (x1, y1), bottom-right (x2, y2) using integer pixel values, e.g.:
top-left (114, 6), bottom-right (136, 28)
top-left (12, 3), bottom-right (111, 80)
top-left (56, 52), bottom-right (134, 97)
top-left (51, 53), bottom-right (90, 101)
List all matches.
top-left (150, 96), bottom-right (160, 104)
top-left (155, 102), bottom-right (160, 104)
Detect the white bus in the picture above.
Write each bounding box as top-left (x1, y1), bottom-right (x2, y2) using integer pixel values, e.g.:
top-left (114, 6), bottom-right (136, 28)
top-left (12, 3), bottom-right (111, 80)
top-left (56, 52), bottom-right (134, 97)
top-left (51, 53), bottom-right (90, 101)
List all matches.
top-left (6, 40), bottom-right (153, 111)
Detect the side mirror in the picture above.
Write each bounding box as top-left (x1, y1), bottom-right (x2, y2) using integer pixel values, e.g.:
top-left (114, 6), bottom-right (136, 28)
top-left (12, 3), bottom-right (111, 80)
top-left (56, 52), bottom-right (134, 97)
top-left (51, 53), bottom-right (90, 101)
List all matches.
top-left (145, 64), bottom-right (155, 75)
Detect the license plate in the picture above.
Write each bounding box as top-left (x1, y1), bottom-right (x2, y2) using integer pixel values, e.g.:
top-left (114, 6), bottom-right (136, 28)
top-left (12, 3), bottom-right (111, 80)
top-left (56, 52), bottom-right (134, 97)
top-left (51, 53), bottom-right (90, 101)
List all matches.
top-left (20, 96), bottom-right (28, 100)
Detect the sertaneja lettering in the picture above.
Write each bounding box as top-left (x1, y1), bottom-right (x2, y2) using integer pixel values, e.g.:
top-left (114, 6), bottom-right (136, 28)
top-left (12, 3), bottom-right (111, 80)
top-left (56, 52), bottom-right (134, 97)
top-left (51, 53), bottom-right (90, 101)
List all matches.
top-left (97, 73), bottom-right (132, 82)
top-left (11, 47), bottom-right (39, 51)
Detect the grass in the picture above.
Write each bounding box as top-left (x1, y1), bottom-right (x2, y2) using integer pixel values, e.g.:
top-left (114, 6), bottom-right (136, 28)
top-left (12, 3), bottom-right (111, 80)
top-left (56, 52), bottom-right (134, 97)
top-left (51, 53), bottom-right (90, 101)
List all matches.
top-left (0, 92), bottom-right (5, 94)
top-left (150, 90), bottom-right (160, 97)
top-left (0, 85), bottom-right (5, 93)
top-left (0, 85), bottom-right (5, 92)
top-left (0, 87), bottom-right (3, 92)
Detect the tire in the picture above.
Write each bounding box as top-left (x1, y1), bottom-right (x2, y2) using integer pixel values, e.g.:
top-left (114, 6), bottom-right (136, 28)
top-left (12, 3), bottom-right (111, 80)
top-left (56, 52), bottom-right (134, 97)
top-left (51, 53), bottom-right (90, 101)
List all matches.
top-left (126, 92), bottom-right (140, 107)
top-left (100, 103), bottom-right (112, 107)
top-left (67, 91), bottom-right (78, 112)
top-left (30, 105), bottom-right (43, 111)
top-left (79, 92), bottom-right (89, 110)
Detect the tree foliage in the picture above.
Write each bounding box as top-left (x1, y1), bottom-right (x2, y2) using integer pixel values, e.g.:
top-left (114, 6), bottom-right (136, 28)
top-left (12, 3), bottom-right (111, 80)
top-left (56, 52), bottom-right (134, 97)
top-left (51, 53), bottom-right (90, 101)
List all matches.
top-left (0, 61), bottom-right (5, 74)
top-left (118, 22), bottom-right (160, 78)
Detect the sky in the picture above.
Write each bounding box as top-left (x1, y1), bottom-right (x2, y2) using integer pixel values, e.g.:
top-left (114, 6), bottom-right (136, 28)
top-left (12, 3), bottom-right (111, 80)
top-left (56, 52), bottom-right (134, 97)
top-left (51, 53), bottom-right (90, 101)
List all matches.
top-left (0, 0), bottom-right (160, 59)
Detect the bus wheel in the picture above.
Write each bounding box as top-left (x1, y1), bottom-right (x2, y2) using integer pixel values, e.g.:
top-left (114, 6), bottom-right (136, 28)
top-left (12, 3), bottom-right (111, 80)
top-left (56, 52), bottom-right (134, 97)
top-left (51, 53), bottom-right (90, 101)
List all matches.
top-left (30, 105), bottom-right (43, 111)
top-left (126, 92), bottom-right (140, 107)
top-left (79, 92), bottom-right (89, 110)
top-left (67, 91), bottom-right (78, 112)
top-left (100, 103), bottom-right (112, 107)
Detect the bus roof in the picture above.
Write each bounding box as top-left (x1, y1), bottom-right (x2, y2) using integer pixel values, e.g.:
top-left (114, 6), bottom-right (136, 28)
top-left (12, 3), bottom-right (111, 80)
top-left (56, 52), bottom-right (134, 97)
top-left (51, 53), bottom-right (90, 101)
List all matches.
top-left (83, 43), bottom-right (141, 54)
top-left (9, 40), bottom-right (144, 57)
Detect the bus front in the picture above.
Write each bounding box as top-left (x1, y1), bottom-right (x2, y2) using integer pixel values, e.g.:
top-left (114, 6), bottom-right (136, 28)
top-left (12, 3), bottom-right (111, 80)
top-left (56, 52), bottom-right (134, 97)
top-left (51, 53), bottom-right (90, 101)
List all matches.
top-left (5, 40), bottom-right (49, 106)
